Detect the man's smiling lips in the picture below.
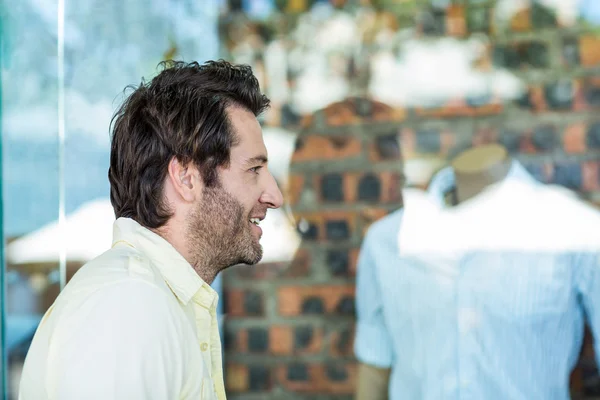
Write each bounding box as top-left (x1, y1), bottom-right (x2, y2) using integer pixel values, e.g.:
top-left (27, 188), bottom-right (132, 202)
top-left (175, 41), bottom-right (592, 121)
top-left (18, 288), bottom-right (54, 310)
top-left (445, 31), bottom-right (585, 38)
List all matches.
top-left (249, 215), bottom-right (265, 236)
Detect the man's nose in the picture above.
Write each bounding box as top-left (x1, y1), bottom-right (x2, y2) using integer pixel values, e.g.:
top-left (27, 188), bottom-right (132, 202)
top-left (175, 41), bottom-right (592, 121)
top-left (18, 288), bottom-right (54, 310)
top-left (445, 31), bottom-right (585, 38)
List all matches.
top-left (261, 171), bottom-right (284, 209)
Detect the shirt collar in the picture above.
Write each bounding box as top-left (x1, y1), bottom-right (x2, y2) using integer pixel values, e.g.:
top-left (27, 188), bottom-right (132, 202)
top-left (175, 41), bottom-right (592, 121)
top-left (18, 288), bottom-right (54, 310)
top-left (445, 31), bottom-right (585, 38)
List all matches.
top-left (427, 159), bottom-right (537, 205)
top-left (112, 217), bottom-right (216, 306)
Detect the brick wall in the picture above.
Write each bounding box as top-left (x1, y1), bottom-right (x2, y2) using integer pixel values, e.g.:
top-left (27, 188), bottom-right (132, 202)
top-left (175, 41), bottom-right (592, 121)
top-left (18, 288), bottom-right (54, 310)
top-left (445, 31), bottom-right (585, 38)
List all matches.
top-left (219, 1), bottom-right (600, 399)
top-left (223, 98), bottom-right (403, 399)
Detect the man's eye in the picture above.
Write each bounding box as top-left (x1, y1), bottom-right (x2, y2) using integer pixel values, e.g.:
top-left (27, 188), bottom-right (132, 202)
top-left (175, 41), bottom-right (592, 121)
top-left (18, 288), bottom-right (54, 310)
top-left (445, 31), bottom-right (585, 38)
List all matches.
top-left (249, 166), bottom-right (262, 174)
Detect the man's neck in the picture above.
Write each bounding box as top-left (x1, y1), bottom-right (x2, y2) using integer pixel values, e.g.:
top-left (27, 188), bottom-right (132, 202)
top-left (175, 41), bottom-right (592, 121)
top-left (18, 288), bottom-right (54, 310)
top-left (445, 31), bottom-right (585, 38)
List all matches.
top-left (451, 144), bottom-right (511, 204)
top-left (152, 224), bottom-right (217, 285)
top-left (192, 261), bottom-right (217, 285)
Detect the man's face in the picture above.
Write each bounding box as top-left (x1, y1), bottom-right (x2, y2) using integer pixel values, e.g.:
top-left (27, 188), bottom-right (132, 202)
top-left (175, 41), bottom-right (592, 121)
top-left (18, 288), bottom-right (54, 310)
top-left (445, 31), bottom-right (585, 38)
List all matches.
top-left (186, 106), bottom-right (283, 270)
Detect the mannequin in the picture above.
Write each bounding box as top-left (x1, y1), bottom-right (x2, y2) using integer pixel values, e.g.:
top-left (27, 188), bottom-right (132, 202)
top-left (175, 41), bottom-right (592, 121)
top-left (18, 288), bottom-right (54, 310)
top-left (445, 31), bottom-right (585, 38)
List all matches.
top-left (450, 143), bottom-right (512, 204)
top-left (356, 138), bottom-right (600, 399)
top-left (356, 143), bottom-right (513, 400)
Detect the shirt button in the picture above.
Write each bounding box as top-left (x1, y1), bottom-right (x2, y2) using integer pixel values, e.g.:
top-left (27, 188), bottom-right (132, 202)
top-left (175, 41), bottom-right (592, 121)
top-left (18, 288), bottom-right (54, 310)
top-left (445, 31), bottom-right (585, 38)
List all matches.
top-left (201, 342), bottom-right (208, 351)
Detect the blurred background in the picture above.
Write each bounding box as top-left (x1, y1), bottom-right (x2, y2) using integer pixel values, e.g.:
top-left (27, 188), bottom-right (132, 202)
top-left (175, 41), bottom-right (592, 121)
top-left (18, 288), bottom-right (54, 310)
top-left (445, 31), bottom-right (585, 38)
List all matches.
top-left (2, 0), bottom-right (600, 399)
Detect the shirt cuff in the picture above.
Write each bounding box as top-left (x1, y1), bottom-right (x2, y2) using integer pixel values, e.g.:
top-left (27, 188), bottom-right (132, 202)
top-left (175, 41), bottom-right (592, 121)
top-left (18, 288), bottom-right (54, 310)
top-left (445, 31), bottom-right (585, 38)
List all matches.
top-left (354, 322), bottom-right (393, 368)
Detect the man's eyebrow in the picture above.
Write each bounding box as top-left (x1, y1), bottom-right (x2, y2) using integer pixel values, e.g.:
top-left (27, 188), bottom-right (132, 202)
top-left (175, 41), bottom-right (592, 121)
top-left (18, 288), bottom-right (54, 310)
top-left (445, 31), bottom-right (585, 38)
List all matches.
top-left (244, 155), bottom-right (268, 166)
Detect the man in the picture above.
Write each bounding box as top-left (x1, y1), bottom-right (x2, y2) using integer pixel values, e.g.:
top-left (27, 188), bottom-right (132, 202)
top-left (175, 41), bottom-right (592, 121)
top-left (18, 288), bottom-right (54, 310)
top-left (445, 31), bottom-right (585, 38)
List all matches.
top-left (19, 60), bottom-right (283, 400)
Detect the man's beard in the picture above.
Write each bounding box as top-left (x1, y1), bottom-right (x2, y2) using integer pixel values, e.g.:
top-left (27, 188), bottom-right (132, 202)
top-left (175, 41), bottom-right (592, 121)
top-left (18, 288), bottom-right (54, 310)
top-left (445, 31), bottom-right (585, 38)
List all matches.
top-left (185, 183), bottom-right (264, 279)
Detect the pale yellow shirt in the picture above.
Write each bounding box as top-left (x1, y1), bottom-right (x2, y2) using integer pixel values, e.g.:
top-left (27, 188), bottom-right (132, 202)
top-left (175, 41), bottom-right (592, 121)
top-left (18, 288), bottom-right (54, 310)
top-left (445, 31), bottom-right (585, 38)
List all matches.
top-left (19, 217), bottom-right (227, 400)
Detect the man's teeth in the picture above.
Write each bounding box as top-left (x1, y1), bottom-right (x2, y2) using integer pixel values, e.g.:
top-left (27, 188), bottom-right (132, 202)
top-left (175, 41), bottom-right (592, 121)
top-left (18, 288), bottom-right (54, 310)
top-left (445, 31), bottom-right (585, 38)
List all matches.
top-left (250, 218), bottom-right (260, 225)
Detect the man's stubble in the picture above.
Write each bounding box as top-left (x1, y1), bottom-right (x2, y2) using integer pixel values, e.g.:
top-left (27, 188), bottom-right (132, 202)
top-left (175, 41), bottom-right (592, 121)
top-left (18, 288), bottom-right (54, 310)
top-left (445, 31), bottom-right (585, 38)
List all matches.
top-left (185, 183), bottom-right (264, 282)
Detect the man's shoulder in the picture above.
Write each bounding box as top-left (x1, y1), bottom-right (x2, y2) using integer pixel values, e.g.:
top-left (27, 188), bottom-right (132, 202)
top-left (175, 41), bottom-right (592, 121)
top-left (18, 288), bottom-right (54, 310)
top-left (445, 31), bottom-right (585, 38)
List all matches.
top-left (71, 246), bottom-right (166, 288)
top-left (56, 247), bottom-right (179, 316)
top-left (364, 207), bottom-right (404, 247)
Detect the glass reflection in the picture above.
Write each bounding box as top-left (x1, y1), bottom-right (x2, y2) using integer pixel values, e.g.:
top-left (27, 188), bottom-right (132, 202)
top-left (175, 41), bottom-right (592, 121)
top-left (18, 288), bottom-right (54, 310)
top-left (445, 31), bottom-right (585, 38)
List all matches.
top-left (2, 1), bottom-right (220, 398)
top-left (218, 0), bottom-right (600, 398)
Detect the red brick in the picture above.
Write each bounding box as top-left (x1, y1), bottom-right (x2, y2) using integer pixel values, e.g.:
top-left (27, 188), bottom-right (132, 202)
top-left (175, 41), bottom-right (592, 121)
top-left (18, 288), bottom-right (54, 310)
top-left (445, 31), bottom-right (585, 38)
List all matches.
top-left (299, 114), bottom-right (314, 129)
top-left (323, 101), bottom-right (361, 126)
top-left (286, 174), bottom-right (305, 205)
top-left (530, 86), bottom-right (547, 112)
top-left (415, 102), bottom-right (470, 119)
top-left (237, 329), bottom-right (248, 352)
top-left (372, 102), bottom-right (406, 123)
top-left (270, 326), bottom-right (294, 355)
top-left (349, 248), bottom-right (360, 276)
top-left (285, 248), bottom-right (311, 277)
top-left (400, 128), bottom-right (417, 159)
top-left (474, 102), bottom-right (503, 116)
top-left (225, 289), bottom-right (245, 316)
top-left (226, 363), bottom-right (249, 392)
top-left (380, 172), bottom-right (403, 203)
top-left (271, 325), bottom-right (325, 355)
top-left (572, 80), bottom-right (587, 112)
top-left (563, 123), bottom-right (587, 153)
top-left (579, 36), bottom-right (600, 67)
top-left (446, 5), bottom-right (467, 37)
top-left (291, 135), bottom-right (362, 163)
top-left (583, 161), bottom-right (600, 192)
top-left (278, 285), bottom-right (355, 316)
top-left (224, 289), bottom-right (264, 316)
top-left (509, 8), bottom-right (531, 32)
top-left (415, 99), bottom-right (502, 119)
top-left (383, 107), bottom-right (406, 122)
top-left (322, 98), bottom-right (404, 126)
top-left (225, 363), bottom-right (272, 392)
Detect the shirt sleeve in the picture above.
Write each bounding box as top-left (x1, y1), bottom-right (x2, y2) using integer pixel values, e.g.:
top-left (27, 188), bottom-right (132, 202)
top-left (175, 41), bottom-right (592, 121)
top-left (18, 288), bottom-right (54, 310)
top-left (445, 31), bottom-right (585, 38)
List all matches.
top-left (354, 227), bottom-right (394, 368)
top-left (575, 252), bottom-right (600, 368)
top-left (47, 280), bottom-right (196, 400)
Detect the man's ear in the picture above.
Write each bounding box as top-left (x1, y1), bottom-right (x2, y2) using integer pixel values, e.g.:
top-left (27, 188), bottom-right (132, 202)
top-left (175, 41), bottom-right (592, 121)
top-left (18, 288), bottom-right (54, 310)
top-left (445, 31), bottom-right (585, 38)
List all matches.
top-left (166, 157), bottom-right (201, 203)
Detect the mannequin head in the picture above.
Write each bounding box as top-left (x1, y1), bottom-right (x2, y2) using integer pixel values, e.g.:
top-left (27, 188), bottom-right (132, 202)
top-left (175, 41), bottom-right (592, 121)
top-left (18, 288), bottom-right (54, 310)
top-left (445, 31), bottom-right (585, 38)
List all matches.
top-left (450, 143), bottom-right (512, 204)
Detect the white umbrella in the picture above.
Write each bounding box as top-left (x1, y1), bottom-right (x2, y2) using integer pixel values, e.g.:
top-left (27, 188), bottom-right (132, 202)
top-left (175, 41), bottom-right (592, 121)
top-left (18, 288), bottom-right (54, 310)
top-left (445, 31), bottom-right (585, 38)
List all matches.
top-left (7, 198), bottom-right (300, 265)
top-left (6, 198), bottom-right (115, 265)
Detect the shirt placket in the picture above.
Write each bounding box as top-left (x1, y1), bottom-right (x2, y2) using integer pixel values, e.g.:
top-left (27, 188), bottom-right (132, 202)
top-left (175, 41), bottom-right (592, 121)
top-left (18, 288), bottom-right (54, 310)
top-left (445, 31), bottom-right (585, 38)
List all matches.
top-left (193, 288), bottom-right (226, 400)
top-left (456, 264), bottom-right (477, 400)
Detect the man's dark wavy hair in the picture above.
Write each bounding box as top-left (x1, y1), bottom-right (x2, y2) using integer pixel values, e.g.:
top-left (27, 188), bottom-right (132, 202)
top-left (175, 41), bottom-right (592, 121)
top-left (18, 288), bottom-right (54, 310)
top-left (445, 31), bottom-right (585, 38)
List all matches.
top-left (108, 60), bottom-right (270, 228)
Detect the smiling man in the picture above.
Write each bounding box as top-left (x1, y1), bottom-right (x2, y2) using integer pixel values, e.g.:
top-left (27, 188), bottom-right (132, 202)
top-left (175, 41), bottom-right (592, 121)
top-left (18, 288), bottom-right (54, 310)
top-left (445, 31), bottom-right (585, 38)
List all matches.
top-left (18, 60), bottom-right (283, 400)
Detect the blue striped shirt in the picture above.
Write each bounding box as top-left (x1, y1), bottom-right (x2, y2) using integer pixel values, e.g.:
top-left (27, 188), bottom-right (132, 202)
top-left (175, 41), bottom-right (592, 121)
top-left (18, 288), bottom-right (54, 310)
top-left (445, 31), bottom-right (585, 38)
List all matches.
top-left (354, 161), bottom-right (600, 400)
